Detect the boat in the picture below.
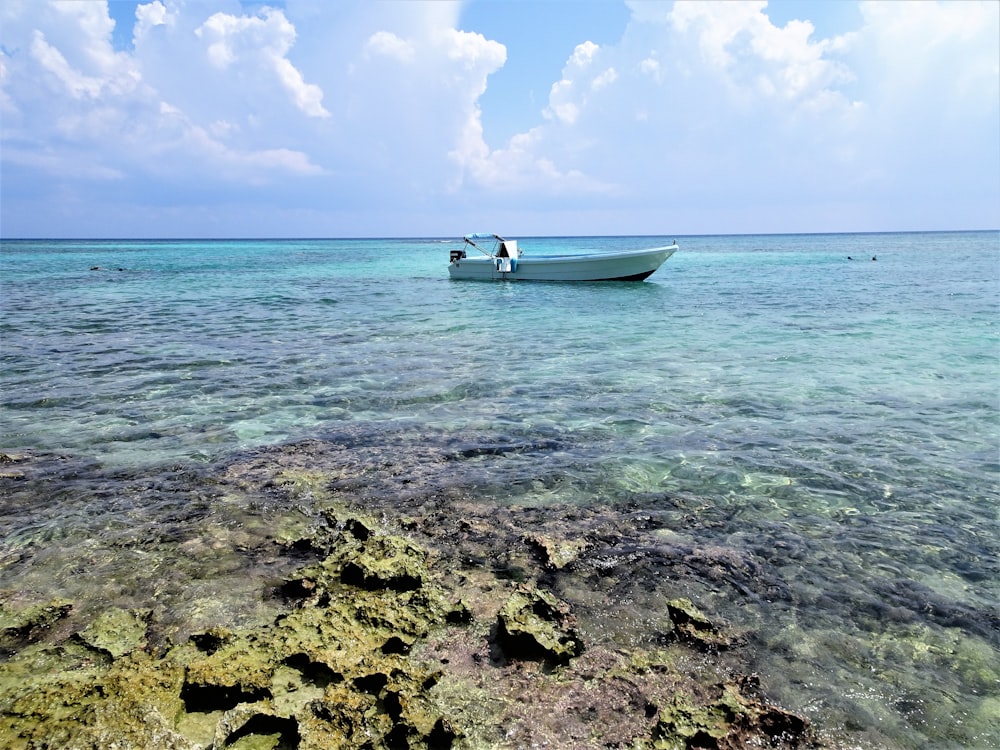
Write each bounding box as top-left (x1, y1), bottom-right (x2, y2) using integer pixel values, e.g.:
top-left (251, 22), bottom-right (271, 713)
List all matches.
top-left (448, 234), bottom-right (677, 282)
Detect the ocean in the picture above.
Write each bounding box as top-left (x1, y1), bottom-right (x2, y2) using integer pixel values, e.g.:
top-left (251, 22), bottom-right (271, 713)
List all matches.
top-left (1, 232), bottom-right (998, 748)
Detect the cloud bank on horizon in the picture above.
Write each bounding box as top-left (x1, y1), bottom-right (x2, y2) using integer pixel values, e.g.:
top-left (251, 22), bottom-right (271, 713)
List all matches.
top-left (1, 0), bottom-right (997, 238)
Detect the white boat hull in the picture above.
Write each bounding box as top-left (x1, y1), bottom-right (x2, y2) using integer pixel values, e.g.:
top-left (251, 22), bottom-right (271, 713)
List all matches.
top-left (449, 244), bottom-right (677, 282)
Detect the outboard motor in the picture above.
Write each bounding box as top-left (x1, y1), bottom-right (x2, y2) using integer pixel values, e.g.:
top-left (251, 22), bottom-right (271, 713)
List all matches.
top-left (450, 249), bottom-right (466, 262)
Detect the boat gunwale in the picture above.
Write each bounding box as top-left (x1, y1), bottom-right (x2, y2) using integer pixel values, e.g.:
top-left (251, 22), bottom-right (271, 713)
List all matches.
top-left (453, 244), bottom-right (677, 263)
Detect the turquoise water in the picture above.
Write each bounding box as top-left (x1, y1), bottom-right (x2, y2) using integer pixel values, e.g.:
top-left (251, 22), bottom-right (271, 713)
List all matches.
top-left (1, 232), bottom-right (998, 747)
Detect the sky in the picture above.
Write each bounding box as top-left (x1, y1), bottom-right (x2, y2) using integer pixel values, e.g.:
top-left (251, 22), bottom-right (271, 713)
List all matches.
top-left (0, 0), bottom-right (998, 238)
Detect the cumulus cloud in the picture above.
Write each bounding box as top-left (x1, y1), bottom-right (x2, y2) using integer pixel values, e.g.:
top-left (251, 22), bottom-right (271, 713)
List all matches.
top-left (452, 0), bottom-right (996, 231)
top-left (1, 0), bottom-right (329, 195)
top-left (0, 0), bottom-right (996, 237)
top-left (30, 30), bottom-right (105, 99)
top-left (538, 41), bottom-right (621, 131)
top-left (133, 0), bottom-right (172, 42)
top-left (668, 1), bottom-right (856, 106)
top-left (352, 21), bottom-right (506, 197)
top-left (150, 100), bottom-right (325, 182)
top-left (452, 0), bottom-right (865, 203)
top-left (366, 31), bottom-right (416, 63)
top-left (4, 2), bottom-right (141, 103)
top-left (195, 8), bottom-right (329, 118)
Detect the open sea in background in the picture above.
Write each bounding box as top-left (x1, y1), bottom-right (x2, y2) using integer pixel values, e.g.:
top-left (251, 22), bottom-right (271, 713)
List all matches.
top-left (1, 232), bottom-right (998, 748)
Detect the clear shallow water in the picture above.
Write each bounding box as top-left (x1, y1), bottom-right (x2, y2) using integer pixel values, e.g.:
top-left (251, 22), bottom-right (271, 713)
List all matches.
top-left (1, 232), bottom-right (998, 747)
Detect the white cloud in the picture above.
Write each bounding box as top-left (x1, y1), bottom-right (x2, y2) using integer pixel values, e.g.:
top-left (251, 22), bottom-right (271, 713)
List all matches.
top-left (444, 28), bottom-right (503, 72)
top-left (591, 67), bottom-right (618, 91)
top-left (0, 51), bottom-right (14, 116)
top-left (47, 0), bottom-right (125, 76)
top-left (544, 41), bottom-right (605, 125)
top-left (30, 30), bottom-right (104, 99)
top-left (855, 0), bottom-right (998, 106)
top-left (624, 0), bottom-right (673, 25)
top-left (447, 0), bottom-right (997, 232)
top-left (667, 0), bottom-right (856, 105)
top-left (4, 1), bottom-right (142, 102)
top-left (0, 1), bottom-right (330, 194)
top-left (0, 1), bottom-right (996, 237)
top-left (273, 57), bottom-right (328, 118)
top-left (134, 0), bottom-right (173, 43)
top-left (195, 8), bottom-right (329, 118)
top-left (545, 80), bottom-right (580, 125)
top-left (639, 56), bottom-right (661, 81)
top-left (353, 17), bottom-right (506, 197)
top-left (570, 40), bottom-right (601, 68)
top-left (149, 99), bottom-right (325, 182)
top-left (366, 31), bottom-right (416, 63)
top-left (3, 143), bottom-right (124, 180)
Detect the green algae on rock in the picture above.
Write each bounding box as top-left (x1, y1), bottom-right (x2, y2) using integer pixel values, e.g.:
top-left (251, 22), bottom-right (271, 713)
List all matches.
top-left (0, 519), bottom-right (472, 750)
top-left (175, 523), bottom-right (469, 748)
top-left (0, 443), bottom-right (820, 749)
top-left (652, 676), bottom-right (811, 750)
top-left (494, 585), bottom-right (584, 665)
top-left (665, 597), bottom-right (735, 651)
top-left (73, 607), bottom-right (151, 660)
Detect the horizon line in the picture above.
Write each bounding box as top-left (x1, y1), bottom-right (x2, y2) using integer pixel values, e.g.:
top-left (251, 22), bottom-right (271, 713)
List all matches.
top-left (2, 228), bottom-right (997, 242)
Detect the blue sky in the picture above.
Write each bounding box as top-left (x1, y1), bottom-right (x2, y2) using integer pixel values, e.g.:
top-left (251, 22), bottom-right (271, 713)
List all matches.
top-left (1, 0), bottom-right (997, 238)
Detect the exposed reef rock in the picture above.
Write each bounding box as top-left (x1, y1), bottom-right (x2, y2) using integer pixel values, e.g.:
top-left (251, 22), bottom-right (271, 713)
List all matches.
top-left (652, 676), bottom-right (811, 750)
top-left (494, 585), bottom-right (583, 665)
top-left (525, 533), bottom-right (589, 570)
top-left (0, 442), bottom-right (820, 749)
top-left (74, 607), bottom-right (151, 660)
top-left (665, 597), bottom-right (734, 651)
top-left (0, 519), bottom-right (468, 749)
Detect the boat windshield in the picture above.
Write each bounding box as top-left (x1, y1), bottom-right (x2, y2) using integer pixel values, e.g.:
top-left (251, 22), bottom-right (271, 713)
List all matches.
top-left (463, 233), bottom-right (506, 257)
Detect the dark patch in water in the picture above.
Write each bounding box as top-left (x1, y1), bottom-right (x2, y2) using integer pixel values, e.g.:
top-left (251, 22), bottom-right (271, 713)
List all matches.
top-left (868, 578), bottom-right (1000, 645)
top-left (446, 437), bottom-right (565, 459)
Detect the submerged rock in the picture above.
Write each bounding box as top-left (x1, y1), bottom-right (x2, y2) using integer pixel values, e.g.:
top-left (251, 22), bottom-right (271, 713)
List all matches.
top-left (0, 453), bottom-right (27, 481)
top-left (0, 598), bottom-right (73, 651)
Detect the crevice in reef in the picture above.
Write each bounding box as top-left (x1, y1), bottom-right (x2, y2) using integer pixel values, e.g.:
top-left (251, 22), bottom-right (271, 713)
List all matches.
top-left (180, 681), bottom-right (272, 713)
top-left (341, 560), bottom-right (422, 592)
top-left (0, 442), bottom-right (830, 749)
top-left (282, 652), bottom-right (341, 687)
top-left (223, 714), bottom-right (300, 748)
top-left (353, 672), bottom-right (389, 696)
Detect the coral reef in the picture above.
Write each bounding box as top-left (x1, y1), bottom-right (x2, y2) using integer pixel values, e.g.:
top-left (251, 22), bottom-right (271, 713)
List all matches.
top-left (0, 444), bottom-right (819, 749)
